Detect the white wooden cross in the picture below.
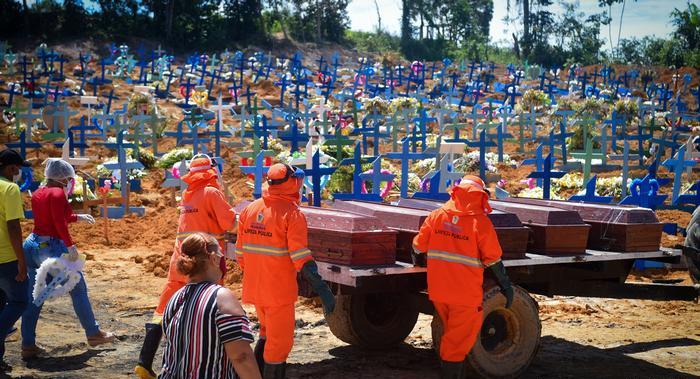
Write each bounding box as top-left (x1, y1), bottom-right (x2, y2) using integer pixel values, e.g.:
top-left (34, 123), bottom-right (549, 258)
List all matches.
top-left (80, 95), bottom-right (99, 122)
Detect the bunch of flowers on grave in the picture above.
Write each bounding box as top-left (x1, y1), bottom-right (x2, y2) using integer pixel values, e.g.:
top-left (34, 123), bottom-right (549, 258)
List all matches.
top-left (135, 149), bottom-right (157, 169)
top-left (516, 186), bottom-right (563, 200)
top-left (127, 92), bottom-right (159, 118)
top-left (516, 89), bottom-right (551, 114)
top-left (552, 172), bottom-right (583, 196)
top-left (361, 97), bottom-right (390, 115)
top-left (327, 165), bottom-right (357, 195)
top-left (566, 124), bottom-right (601, 151)
top-left (613, 99), bottom-right (639, 125)
top-left (155, 148), bottom-right (193, 169)
top-left (265, 137), bottom-right (286, 155)
top-left (412, 158), bottom-right (436, 178)
top-left (597, 176), bottom-right (632, 199)
top-left (389, 97), bottom-right (419, 114)
top-left (67, 176), bottom-right (97, 204)
top-left (576, 97), bottom-right (609, 119)
top-left (319, 143), bottom-right (354, 161)
top-left (364, 160), bottom-right (398, 195)
top-left (405, 172), bottom-right (423, 194)
top-left (454, 151), bottom-right (497, 174)
top-left (96, 157), bottom-right (146, 182)
top-left (549, 95), bottom-right (578, 124)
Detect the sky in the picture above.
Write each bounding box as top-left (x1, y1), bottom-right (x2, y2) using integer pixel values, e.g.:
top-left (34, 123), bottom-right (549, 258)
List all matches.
top-left (347, 0), bottom-right (688, 48)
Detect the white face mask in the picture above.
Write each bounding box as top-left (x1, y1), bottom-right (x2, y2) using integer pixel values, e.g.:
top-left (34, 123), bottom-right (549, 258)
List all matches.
top-left (62, 178), bottom-right (75, 198)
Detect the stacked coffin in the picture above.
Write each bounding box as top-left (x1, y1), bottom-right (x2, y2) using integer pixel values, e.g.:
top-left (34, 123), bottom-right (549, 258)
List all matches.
top-left (396, 198), bottom-right (530, 259)
top-left (234, 201), bottom-right (397, 266)
top-left (300, 206), bottom-right (397, 266)
top-left (489, 200), bottom-right (591, 255)
top-left (332, 200), bottom-right (430, 263)
top-left (502, 198), bottom-right (663, 252)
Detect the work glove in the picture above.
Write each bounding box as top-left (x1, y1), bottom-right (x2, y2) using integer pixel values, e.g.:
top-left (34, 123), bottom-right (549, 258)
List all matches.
top-left (411, 248), bottom-right (427, 267)
top-left (301, 260), bottom-right (336, 315)
top-left (77, 214), bottom-right (96, 224)
top-left (66, 245), bottom-right (80, 262)
top-left (489, 261), bottom-right (514, 309)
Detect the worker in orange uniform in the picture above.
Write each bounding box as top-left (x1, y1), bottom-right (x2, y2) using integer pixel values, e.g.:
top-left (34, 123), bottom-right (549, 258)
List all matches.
top-left (135, 155), bottom-right (236, 379)
top-left (412, 175), bottom-right (514, 379)
top-left (236, 163), bottom-right (335, 379)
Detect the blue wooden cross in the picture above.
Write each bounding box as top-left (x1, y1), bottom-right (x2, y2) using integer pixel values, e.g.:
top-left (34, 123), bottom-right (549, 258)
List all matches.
top-left (239, 151), bottom-right (270, 199)
top-left (496, 109), bottom-right (515, 162)
top-left (468, 130), bottom-right (497, 180)
top-left (279, 117), bottom-right (310, 153)
top-left (355, 112), bottom-right (389, 156)
top-left (569, 175), bottom-right (613, 203)
top-left (5, 131), bottom-right (41, 160)
top-left (334, 142), bottom-right (383, 202)
top-left (385, 138), bottom-right (435, 198)
top-left (619, 174), bottom-right (667, 210)
top-left (62, 116), bottom-right (95, 156)
top-left (359, 156), bottom-right (395, 198)
top-left (661, 145), bottom-right (697, 205)
top-left (409, 107), bottom-right (436, 152)
top-left (303, 150), bottom-right (337, 207)
top-left (101, 131), bottom-right (145, 217)
top-left (609, 140), bottom-right (631, 198)
top-left (528, 153), bottom-right (565, 200)
top-left (626, 121), bottom-right (653, 167)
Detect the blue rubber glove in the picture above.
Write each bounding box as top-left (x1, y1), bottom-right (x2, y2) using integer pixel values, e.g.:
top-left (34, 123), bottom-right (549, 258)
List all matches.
top-left (301, 261), bottom-right (336, 315)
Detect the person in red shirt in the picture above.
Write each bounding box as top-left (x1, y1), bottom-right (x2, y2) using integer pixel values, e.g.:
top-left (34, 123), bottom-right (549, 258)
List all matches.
top-left (135, 154), bottom-right (237, 379)
top-left (236, 163), bottom-right (335, 379)
top-left (21, 159), bottom-right (114, 360)
top-left (412, 175), bottom-right (513, 379)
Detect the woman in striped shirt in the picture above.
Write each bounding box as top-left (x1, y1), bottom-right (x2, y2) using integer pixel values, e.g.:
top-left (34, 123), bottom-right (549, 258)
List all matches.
top-left (160, 233), bottom-right (260, 379)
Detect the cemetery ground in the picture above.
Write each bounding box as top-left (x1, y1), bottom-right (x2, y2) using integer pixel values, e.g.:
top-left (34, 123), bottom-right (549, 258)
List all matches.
top-left (0, 224), bottom-right (698, 379)
top-left (1, 39), bottom-right (699, 378)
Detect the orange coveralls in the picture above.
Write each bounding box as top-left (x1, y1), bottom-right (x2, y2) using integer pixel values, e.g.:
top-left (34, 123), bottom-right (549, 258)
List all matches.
top-left (236, 194), bottom-right (314, 363)
top-left (413, 178), bottom-right (503, 362)
top-left (155, 185), bottom-right (236, 315)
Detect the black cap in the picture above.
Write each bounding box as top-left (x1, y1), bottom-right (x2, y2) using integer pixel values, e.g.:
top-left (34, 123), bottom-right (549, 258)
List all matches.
top-left (0, 149), bottom-right (31, 167)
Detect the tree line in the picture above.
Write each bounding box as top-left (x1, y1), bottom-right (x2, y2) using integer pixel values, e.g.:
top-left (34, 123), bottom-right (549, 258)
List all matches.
top-left (0, 0), bottom-right (697, 68)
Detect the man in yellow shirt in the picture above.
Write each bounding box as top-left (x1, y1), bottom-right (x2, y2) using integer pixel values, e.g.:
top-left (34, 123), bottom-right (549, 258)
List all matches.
top-left (0, 149), bottom-right (30, 371)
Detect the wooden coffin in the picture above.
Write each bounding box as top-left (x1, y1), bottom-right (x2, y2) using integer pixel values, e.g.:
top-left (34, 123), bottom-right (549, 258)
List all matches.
top-left (301, 207), bottom-right (397, 266)
top-left (332, 200), bottom-right (430, 263)
top-left (234, 201), bottom-right (397, 266)
top-left (503, 198), bottom-right (662, 252)
top-left (489, 200), bottom-right (590, 255)
top-left (396, 198), bottom-right (530, 259)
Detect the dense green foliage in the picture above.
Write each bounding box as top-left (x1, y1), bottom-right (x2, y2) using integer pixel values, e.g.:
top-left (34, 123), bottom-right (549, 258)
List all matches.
top-left (0, 0), bottom-right (696, 68)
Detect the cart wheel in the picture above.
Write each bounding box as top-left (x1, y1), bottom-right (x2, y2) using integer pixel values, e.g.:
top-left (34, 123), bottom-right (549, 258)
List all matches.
top-left (684, 207), bottom-right (700, 284)
top-left (431, 286), bottom-right (541, 379)
top-left (326, 292), bottom-right (419, 349)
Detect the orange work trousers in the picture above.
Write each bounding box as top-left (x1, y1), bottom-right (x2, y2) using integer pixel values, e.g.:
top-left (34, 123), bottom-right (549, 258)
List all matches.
top-left (255, 304), bottom-right (295, 363)
top-left (434, 302), bottom-right (484, 362)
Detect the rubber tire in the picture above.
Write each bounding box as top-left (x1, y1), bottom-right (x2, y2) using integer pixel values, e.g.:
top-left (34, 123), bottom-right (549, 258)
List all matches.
top-left (431, 286), bottom-right (541, 379)
top-left (326, 292), bottom-right (419, 349)
top-left (684, 207), bottom-right (700, 284)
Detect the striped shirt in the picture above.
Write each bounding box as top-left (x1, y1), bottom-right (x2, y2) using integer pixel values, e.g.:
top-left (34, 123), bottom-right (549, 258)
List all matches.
top-left (160, 282), bottom-right (254, 379)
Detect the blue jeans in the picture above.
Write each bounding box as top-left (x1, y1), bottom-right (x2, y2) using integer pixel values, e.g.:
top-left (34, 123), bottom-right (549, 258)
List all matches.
top-left (0, 260), bottom-right (29, 359)
top-left (21, 234), bottom-right (100, 347)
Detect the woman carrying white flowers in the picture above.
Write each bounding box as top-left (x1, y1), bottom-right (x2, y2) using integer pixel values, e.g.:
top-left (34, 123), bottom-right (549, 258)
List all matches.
top-left (20, 159), bottom-right (114, 360)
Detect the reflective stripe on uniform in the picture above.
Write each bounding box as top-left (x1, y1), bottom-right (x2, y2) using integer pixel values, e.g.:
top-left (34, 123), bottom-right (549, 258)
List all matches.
top-left (482, 259), bottom-right (501, 268)
top-left (427, 250), bottom-right (483, 268)
top-left (242, 243), bottom-right (289, 257)
top-left (289, 248), bottom-right (312, 261)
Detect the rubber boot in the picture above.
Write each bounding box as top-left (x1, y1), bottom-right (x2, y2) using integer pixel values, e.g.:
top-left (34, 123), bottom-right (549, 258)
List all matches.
top-left (263, 362), bottom-right (286, 379)
top-left (440, 360), bottom-right (464, 379)
top-left (253, 338), bottom-right (266, 374)
top-left (134, 323), bottom-right (163, 379)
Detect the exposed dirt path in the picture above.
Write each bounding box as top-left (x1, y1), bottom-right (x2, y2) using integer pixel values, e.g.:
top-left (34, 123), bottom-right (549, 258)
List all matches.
top-left (0, 247), bottom-right (697, 379)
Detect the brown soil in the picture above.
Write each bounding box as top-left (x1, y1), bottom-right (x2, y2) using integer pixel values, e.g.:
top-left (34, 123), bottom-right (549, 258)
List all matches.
top-left (0, 42), bottom-right (698, 378)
